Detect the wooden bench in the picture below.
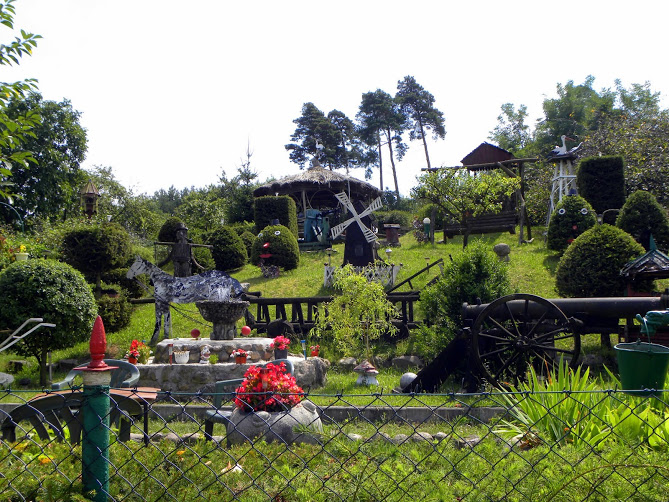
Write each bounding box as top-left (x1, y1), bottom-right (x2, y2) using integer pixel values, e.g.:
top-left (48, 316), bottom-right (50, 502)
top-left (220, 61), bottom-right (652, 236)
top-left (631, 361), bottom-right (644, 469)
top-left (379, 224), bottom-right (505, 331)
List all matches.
top-left (443, 212), bottom-right (517, 238)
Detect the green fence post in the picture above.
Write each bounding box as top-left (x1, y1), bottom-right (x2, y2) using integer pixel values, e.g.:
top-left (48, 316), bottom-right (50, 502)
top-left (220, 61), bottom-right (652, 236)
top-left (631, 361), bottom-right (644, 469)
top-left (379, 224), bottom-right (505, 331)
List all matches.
top-left (75, 316), bottom-right (118, 501)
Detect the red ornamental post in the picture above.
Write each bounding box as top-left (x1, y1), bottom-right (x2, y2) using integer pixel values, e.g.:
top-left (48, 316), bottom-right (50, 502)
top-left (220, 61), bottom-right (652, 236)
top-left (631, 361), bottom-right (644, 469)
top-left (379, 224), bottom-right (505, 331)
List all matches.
top-left (75, 316), bottom-right (117, 502)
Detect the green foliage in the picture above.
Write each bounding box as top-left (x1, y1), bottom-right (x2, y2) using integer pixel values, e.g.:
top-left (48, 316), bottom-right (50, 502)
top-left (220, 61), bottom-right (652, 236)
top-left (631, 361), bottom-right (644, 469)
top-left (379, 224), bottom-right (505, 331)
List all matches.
top-left (416, 203), bottom-right (446, 229)
top-left (61, 223), bottom-right (132, 288)
top-left (0, 0), bottom-right (41, 201)
top-left (412, 169), bottom-right (520, 247)
top-left (616, 190), bottom-right (669, 252)
top-left (556, 225), bottom-right (646, 297)
top-left (577, 155), bottom-right (626, 215)
top-left (312, 264), bottom-right (397, 360)
top-left (157, 216), bottom-right (184, 242)
top-left (396, 75), bottom-right (446, 170)
top-left (0, 259), bottom-right (97, 384)
top-left (253, 196), bottom-right (298, 237)
top-left (101, 267), bottom-right (147, 298)
top-left (420, 240), bottom-right (511, 350)
top-left (546, 195), bottom-right (597, 253)
top-left (488, 103), bottom-right (532, 154)
top-left (239, 230), bottom-right (255, 256)
top-left (229, 221), bottom-right (255, 235)
top-left (209, 226), bottom-right (247, 271)
top-left (96, 289), bottom-right (133, 333)
top-left (174, 185), bottom-right (226, 234)
top-left (374, 210), bottom-right (412, 229)
top-left (2, 93), bottom-right (87, 222)
top-left (250, 224), bottom-right (299, 271)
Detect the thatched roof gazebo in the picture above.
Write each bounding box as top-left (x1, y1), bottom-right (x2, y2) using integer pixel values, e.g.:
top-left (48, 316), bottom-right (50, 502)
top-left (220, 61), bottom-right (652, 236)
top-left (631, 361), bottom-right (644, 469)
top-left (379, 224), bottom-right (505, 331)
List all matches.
top-left (253, 164), bottom-right (382, 216)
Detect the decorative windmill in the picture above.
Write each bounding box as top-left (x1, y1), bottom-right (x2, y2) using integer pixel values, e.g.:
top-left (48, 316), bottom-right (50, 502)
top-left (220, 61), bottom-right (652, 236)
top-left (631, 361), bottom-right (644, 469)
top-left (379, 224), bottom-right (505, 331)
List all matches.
top-left (330, 192), bottom-right (382, 242)
top-left (330, 192), bottom-right (382, 267)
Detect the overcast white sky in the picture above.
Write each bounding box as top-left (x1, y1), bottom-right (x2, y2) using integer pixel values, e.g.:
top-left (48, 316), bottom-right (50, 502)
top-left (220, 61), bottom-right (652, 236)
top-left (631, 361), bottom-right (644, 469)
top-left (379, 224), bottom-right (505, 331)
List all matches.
top-left (5, 0), bottom-right (669, 196)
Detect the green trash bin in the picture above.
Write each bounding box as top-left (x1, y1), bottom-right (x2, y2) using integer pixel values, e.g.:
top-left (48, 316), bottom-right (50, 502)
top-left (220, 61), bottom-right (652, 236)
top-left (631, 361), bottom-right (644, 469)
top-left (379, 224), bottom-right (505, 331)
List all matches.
top-left (615, 340), bottom-right (669, 395)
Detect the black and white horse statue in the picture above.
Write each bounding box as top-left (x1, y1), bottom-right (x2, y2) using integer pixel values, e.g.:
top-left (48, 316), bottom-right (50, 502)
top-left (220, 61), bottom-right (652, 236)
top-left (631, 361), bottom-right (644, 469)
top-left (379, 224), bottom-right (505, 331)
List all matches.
top-left (126, 256), bottom-right (244, 344)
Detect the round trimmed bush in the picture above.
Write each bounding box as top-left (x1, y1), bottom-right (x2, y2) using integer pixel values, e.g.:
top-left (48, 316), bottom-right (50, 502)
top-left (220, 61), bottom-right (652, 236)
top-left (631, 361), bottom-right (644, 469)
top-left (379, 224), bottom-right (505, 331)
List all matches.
top-left (616, 190), bottom-right (669, 252)
top-left (96, 289), bottom-right (133, 332)
top-left (556, 225), bottom-right (646, 298)
top-left (0, 259), bottom-right (97, 384)
top-left (547, 195), bottom-right (597, 254)
top-left (158, 216), bottom-right (185, 243)
top-left (62, 223), bottom-right (132, 287)
top-left (239, 230), bottom-right (255, 256)
top-left (420, 240), bottom-right (511, 355)
top-left (102, 267), bottom-right (147, 298)
top-left (251, 224), bottom-right (300, 271)
top-left (209, 226), bottom-right (248, 271)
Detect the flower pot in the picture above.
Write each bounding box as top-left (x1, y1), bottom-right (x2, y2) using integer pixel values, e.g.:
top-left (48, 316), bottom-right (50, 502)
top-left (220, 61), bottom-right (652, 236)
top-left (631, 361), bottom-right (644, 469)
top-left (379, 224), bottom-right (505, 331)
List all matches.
top-left (310, 350), bottom-right (319, 357)
top-left (274, 349), bottom-right (288, 360)
top-left (226, 400), bottom-right (323, 446)
top-left (127, 356), bottom-right (138, 365)
top-left (235, 355), bottom-right (247, 365)
top-left (14, 252), bottom-right (29, 261)
top-left (173, 350), bottom-right (190, 364)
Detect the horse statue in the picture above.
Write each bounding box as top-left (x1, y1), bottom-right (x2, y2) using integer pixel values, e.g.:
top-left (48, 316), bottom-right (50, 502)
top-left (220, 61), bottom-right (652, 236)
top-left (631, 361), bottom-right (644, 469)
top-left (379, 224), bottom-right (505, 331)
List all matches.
top-left (126, 256), bottom-right (245, 344)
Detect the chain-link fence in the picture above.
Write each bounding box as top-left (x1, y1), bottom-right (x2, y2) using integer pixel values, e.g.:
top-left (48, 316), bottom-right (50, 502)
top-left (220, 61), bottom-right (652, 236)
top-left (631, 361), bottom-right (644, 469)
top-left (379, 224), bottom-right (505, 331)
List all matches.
top-left (2, 387), bottom-right (669, 501)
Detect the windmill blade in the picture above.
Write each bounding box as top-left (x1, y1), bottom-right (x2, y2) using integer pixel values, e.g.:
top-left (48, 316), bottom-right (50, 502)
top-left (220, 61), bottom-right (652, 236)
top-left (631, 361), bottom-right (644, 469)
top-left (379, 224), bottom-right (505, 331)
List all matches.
top-left (330, 218), bottom-right (354, 240)
top-left (334, 192), bottom-right (354, 212)
top-left (356, 197), bottom-right (383, 218)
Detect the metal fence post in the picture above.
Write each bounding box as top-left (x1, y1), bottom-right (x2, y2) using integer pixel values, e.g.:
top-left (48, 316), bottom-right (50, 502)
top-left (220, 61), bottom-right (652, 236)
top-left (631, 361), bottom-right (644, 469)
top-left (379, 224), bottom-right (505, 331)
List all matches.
top-left (75, 316), bottom-right (118, 502)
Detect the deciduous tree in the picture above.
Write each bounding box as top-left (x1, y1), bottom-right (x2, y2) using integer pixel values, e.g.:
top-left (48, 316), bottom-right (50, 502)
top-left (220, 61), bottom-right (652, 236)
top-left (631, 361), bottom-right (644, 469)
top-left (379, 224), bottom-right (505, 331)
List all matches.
top-left (412, 168), bottom-right (519, 248)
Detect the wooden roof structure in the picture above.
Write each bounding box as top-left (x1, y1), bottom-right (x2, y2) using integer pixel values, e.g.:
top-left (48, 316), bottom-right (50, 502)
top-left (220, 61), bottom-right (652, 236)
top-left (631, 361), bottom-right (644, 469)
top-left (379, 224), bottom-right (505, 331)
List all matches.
top-left (253, 164), bottom-right (381, 212)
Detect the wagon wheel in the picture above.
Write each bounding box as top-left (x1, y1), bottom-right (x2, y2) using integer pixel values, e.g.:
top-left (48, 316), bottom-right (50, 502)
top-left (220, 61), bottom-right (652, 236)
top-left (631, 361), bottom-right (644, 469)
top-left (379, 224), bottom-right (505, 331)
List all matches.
top-left (471, 294), bottom-right (580, 389)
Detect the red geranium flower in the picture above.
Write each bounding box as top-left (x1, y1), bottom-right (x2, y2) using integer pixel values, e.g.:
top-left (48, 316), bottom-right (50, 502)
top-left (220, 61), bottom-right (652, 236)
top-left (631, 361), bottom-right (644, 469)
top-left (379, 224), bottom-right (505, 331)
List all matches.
top-left (234, 362), bottom-right (304, 412)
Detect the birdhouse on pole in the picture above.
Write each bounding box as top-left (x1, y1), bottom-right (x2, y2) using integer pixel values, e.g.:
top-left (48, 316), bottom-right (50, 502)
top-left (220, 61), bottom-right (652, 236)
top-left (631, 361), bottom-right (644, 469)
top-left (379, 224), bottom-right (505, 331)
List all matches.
top-left (80, 179), bottom-right (101, 219)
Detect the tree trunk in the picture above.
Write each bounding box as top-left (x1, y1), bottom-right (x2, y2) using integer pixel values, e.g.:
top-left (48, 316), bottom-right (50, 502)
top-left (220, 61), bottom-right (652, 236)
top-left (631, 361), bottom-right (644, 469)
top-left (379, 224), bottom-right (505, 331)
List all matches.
top-left (418, 118), bottom-right (431, 170)
top-left (462, 222), bottom-right (472, 249)
top-left (377, 133), bottom-right (383, 191)
top-left (385, 127), bottom-right (400, 197)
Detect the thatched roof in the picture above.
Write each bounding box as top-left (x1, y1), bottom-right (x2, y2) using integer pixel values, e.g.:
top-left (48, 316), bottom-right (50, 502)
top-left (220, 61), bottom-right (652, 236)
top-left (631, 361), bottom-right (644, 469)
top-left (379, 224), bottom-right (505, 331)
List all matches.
top-left (253, 165), bottom-right (381, 209)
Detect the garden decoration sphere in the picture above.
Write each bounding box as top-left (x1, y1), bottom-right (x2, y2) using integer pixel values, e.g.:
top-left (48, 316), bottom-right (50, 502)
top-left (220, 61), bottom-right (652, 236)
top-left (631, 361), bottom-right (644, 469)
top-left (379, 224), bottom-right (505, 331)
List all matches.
top-left (400, 372), bottom-right (417, 389)
top-left (241, 325), bottom-right (252, 336)
top-left (191, 328), bottom-right (201, 339)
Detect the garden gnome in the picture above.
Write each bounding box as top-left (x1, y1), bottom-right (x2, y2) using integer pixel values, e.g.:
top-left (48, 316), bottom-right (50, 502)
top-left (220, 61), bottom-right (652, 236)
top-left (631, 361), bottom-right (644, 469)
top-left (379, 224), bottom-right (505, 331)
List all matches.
top-left (158, 222), bottom-right (204, 277)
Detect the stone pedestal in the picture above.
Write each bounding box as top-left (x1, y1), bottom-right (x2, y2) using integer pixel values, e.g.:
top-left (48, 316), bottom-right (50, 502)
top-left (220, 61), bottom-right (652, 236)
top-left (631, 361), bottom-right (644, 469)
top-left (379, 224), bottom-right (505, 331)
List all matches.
top-left (136, 355), bottom-right (330, 393)
top-left (153, 337), bottom-right (274, 364)
top-left (195, 300), bottom-right (249, 340)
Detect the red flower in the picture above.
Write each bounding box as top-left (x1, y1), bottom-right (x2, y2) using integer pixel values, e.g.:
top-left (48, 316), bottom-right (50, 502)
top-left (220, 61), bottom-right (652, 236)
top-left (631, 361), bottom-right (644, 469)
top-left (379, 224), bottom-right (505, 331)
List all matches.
top-left (234, 362), bottom-right (304, 412)
top-left (269, 335), bottom-right (291, 350)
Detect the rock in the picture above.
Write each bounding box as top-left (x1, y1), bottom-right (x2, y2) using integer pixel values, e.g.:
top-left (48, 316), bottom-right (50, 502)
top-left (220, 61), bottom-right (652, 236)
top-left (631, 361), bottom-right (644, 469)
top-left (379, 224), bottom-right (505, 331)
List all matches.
top-left (392, 355), bottom-right (422, 370)
top-left (454, 434), bottom-right (481, 449)
top-left (391, 434), bottom-right (409, 445)
top-left (8, 360), bottom-right (31, 373)
top-left (434, 432), bottom-right (449, 442)
top-left (411, 431), bottom-right (433, 442)
top-left (337, 357), bottom-right (357, 370)
top-left (226, 400), bottom-right (323, 446)
top-left (0, 372), bottom-right (14, 388)
top-left (18, 377), bottom-right (32, 386)
top-left (347, 433), bottom-right (364, 442)
top-left (399, 372), bottom-right (417, 389)
top-left (493, 243), bottom-right (511, 262)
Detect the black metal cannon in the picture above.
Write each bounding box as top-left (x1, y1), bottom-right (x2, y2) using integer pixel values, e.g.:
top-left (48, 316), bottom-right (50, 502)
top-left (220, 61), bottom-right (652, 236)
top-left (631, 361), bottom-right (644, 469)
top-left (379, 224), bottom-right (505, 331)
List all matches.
top-left (404, 291), bottom-right (669, 392)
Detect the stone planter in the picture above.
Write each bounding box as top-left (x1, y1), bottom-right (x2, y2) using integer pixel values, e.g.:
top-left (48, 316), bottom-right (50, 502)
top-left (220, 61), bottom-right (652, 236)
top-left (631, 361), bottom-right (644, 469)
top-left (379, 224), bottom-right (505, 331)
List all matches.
top-left (226, 400), bottom-right (322, 446)
top-left (274, 349), bottom-right (288, 360)
top-left (14, 252), bottom-right (29, 261)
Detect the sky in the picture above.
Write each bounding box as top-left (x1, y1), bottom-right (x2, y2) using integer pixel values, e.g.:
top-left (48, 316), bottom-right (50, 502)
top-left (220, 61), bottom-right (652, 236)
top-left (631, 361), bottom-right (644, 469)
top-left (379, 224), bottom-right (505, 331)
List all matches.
top-left (5, 0), bottom-right (669, 197)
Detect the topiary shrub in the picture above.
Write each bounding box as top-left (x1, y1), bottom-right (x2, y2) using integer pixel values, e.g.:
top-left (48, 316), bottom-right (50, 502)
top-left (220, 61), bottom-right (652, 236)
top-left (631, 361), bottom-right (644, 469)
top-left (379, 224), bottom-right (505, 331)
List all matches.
top-left (546, 195), bottom-right (597, 253)
top-left (556, 225), bottom-right (646, 298)
top-left (251, 224), bottom-right (300, 271)
top-left (158, 216), bottom-right (184, 243)
top-left (62, 223), bottom-right (132, 297)
top-left (102, 268), bottom-right (148, 298)
top-left (0, 259), bottom-right (98, 385)
top-left (209, 226), bottom-right (248, 271)
top-left (229, 221), bottom-right (255, 236)
top-left (96, 289), bottom-right (133, 332)
top-left (253, 196), bottom-right (298, 238)
top-left (577, 155), bottom-right (626, 220)
top-left (239, 230), bottom-right (256, 256)
top-left (616, 190), bottom-right (669, 252)
top-left (420, 240), bottom-right (511, 356)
